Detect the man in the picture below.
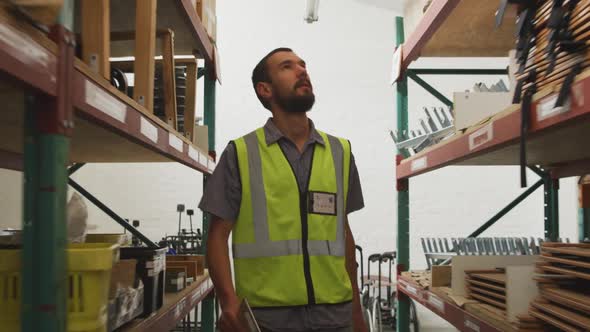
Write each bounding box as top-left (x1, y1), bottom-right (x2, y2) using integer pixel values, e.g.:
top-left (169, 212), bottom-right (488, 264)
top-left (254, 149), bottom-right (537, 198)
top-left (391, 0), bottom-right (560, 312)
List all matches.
top-left (199, 48), bottom-right (366, 332)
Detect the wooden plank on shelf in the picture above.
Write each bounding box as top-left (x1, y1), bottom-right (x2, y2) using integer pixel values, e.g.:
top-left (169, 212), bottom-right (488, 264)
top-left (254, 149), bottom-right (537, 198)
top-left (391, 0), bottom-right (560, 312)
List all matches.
top-left (81, 0), bottom-right (110, 80)
top-left (161, 29), bottom-right (178, 129)
top-left (463, 303), bottom-right (514, 332)
top-left (538, 265), bottom-right (590, 281)
top-left (542, 245), bottom-right (590, 258)
top-left (541, 253), bottom-right (590, 269)
top-left (452, 256), bottom-right (537, 296)
top-left (531, 300), bottom-right (590, 330)
top-left (467, 285), bottom-right (506, 301)
top-left (529, 308), bottom-right (580, 332)
top-left (470, 292), bottom-right (507, 310)
top-left (184, 60), bottom-right (198, 141)
top-left (543, 288), bottom-right (590, 309)
top-left (133, 0), bottom-right (157, 111)
top-left (541, 289), bottom-right (590, 314)
top-left (466, 278), bottom-right (506, 293)
top-left (470, 273), bottom-right (507, 285)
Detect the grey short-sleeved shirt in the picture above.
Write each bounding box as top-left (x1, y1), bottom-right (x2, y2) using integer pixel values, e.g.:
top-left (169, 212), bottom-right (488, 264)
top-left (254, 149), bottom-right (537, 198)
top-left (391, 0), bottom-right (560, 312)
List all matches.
top-left (199, 118), bottom-right (364, 331)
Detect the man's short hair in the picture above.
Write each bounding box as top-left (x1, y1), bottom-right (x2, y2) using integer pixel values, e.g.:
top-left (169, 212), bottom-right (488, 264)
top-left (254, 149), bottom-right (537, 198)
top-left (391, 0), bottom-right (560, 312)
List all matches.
top-left (252, 47), bottom-right (293, 110)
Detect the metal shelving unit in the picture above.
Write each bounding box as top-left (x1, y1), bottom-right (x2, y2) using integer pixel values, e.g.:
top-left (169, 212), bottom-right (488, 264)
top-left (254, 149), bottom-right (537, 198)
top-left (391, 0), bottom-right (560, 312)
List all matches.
top-left (0, 2), bottom-right (218, 331)
top-left (393, 1), bottom-right (590, 331)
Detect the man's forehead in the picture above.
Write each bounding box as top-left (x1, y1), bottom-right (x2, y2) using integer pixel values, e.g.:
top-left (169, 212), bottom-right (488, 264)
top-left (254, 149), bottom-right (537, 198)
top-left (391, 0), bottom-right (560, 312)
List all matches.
top-left (267, 51), bottom-right (303, 66)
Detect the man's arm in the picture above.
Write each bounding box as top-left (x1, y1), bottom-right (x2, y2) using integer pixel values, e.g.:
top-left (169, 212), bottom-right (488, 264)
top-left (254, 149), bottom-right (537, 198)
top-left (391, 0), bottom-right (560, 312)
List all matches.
top-left (345, 220), bottom-right (367, 332)
top-left (206, 215), bottom-right (245, 332)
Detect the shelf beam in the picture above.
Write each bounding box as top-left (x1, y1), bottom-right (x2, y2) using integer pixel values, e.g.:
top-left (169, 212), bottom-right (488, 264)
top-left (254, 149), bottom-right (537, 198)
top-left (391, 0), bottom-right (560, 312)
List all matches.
top-left (407, 70), bottom-right (452, 107)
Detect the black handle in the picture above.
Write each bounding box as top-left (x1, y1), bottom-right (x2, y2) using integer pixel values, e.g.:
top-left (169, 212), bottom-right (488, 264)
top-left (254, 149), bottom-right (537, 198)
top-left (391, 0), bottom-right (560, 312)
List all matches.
top-left (368, 253), bottom-right (382, 263)
top-left (381, 251), bottom-right (396, 261)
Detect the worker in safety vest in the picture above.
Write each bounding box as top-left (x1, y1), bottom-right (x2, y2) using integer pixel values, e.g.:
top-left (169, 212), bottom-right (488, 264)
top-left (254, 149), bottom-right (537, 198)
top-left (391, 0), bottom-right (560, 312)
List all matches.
top-left (199, 48), bottom-right (366, 332)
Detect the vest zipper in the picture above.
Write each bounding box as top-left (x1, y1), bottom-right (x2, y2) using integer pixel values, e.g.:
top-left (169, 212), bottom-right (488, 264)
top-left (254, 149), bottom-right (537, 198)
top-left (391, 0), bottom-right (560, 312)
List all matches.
top-left (278, 143), bottom-right (316, 305)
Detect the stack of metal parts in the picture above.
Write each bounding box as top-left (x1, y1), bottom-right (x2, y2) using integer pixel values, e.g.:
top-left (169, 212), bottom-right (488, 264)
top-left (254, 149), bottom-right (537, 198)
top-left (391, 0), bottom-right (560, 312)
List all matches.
top-left (154, 66), bottom-right (187, 132)
top-left (390, 106), bottom-right (454, 156)
top-left (472, 79), bottom-right (510, 92)
top-left (420, 237), bottom-right (570, 269)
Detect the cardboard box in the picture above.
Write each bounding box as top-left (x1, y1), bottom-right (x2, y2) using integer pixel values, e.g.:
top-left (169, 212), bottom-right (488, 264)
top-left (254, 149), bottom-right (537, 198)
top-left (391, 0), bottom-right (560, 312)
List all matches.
top-left (109, 259), bottom-right (137, 299)
top-left (453, 91), bottom-right (513, 131)
top-left (431, 265), bottom-right (452, 287)
top-left (193, 124), bottom-right (209, 153)
top-left (167, 255), bottom-right (205, 276)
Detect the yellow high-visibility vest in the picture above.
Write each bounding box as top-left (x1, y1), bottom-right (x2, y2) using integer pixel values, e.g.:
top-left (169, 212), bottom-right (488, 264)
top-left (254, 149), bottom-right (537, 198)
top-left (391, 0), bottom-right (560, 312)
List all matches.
top-left (232, 127), bottom-right (353, 307)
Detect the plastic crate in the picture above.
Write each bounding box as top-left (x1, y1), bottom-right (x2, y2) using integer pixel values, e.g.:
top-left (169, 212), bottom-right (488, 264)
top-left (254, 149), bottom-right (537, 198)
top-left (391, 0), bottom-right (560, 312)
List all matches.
top-left (85, 233), bottom-right (131, 246)
top-left (0, 243), bottom-right (119, 332)
top-left (120, 247), bottom-right (166, 317)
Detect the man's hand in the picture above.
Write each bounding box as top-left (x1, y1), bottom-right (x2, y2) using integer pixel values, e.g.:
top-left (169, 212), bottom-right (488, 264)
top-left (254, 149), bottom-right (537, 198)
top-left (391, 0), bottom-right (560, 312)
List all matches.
top-left (217, 296), bottom-right (248, 332)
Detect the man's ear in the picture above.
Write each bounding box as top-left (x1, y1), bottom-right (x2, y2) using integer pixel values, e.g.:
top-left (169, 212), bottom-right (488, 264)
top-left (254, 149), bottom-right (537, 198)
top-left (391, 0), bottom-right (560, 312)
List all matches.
top-left (256, 81), bottom-right (272, 101)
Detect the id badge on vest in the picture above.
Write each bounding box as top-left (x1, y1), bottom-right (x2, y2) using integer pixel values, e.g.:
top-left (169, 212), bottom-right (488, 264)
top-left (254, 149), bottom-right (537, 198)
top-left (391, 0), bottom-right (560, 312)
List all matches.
top-left (308, 191), bottom-right (337, 216)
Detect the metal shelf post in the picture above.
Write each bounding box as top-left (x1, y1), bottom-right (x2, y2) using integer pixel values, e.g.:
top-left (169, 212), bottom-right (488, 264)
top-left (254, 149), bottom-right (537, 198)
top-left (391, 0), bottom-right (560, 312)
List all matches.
top-left (22, 24), bottom-right (75, 332)
top-left (200, 63), bottom-right (217, 332)
top-left (395, 16), bottom-right (411, 332)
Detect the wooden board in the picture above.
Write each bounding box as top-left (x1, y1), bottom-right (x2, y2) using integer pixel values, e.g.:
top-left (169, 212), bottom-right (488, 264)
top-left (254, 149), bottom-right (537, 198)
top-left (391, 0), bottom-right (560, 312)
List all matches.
top-left (80, 0), bottom-right (110, 79)
top-left (469, 292), bottom-right (507, 310)
top-left (542, 246), bottom-right (590, 258)
top-left (543, 288), bottom-right (590, 310)
top-left (529, 308), bottom-right (580, 332)
top-left (183, 61), bottom-right (198, 142)
top-left (161, 29), bottom-right (178, 129)
top-left (540, 253), bottom-right (590, 269)
top-left (403, 0), bottom-right (517, 57)
top-left (531, 300), bottom-right (590, 330)
top-left (465, 277), bottom-right (507, 293)
top-left (431, 265), bottom-right (452, 287)
top-left (538, 265), bottom-right (590, 281)
top-left (541, 289), bottom-right (590, 314)
top-left (8, 0), bottom-right (63, 25)
top-left (464, 303), bottom-right (515, 332)
top-left (452, 256), bottom-right (538, 296)
top-left (469, 273), bottom-right (507, 285)
top-left (467, 285), bottom-right (506, 301)
top-left (133, 0), bottom-right (157, 111)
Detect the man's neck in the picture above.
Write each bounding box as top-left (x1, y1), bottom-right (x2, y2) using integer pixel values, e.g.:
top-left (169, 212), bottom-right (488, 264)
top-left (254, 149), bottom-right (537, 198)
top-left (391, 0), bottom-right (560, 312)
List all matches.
top-left (271, 111), bottom-right (310, 152)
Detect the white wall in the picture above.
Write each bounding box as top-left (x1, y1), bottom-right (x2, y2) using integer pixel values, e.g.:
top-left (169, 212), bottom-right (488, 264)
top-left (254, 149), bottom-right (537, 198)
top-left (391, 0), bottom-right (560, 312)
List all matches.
top-left (0, 0), bottom-right (580, 328)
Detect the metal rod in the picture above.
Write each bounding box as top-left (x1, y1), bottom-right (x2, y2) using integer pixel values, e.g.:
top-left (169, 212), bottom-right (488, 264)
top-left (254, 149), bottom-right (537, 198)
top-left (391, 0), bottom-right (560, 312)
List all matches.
top-left (68, 178), bottom-right (158, 248)
top-left (407, 70), bottom-right (453, 107)
top-left (468, 179), bottom-right (544, 238)
top-left (68, 162), bottom-right (86, 176)
top-left (408, 68), bottom-right (509, 75)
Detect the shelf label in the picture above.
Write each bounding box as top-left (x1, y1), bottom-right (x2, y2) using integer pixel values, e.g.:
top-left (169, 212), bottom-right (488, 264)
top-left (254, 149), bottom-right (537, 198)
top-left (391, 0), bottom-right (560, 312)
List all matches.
top-left (468, 123), bottom-right (493, 151)
top-left (188, 146), bottom-right (199, 162)
top-left (410, 156), bottom-right (427, 172)
top-left (428, 294), bottom-right (445, 314)
top-left (140, 117), bottom-right (158, 143)
top-left (464, 319), bottom-right (480, 332)
top-left (199, 152), bottom-right (207, 166)
top-left (390, 45), bottom-right (403, 85)
top-left (537, 94), bottom-right (570, 121)
top-left (0, 22), bottom-right (52, 76)
top-left (174, 298), bottom-right (186, 320)
top-left (85, 80), bottom-right (127, 123)
top-left (405, 284), bottom-right (418, 296)
top-left (169, 133), bottom-right (183, 152)
top-left (208, 159), bottom-right (216, 172)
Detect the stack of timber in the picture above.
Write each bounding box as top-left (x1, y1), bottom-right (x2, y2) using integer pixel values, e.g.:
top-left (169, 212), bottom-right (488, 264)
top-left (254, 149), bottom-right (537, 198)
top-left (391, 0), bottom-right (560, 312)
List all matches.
top-left (530, 242), bottom-right (590, 331)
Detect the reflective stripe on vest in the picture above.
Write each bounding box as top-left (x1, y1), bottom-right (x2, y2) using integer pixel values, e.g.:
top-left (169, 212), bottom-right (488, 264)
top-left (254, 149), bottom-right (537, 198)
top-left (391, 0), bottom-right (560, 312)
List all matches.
top-left (232, 127), bottom-right (352, 307)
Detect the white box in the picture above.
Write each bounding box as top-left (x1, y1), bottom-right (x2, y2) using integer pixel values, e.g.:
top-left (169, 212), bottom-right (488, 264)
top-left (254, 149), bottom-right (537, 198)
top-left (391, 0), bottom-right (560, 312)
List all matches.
top-left (453, 92), bottom-right (513, 131)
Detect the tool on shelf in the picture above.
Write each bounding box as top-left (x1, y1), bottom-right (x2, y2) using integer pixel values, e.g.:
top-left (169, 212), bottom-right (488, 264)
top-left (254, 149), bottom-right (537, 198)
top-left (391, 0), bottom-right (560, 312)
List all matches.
top-left (421, 237), bottom-right (570, 269)
top-left (390, 106), bottom-right (454, 155)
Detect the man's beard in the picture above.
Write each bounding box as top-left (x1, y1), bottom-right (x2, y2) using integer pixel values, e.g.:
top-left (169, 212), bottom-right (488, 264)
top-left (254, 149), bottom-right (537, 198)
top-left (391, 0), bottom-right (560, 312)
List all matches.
top-left (275, 83), bottom-right (315, 113)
